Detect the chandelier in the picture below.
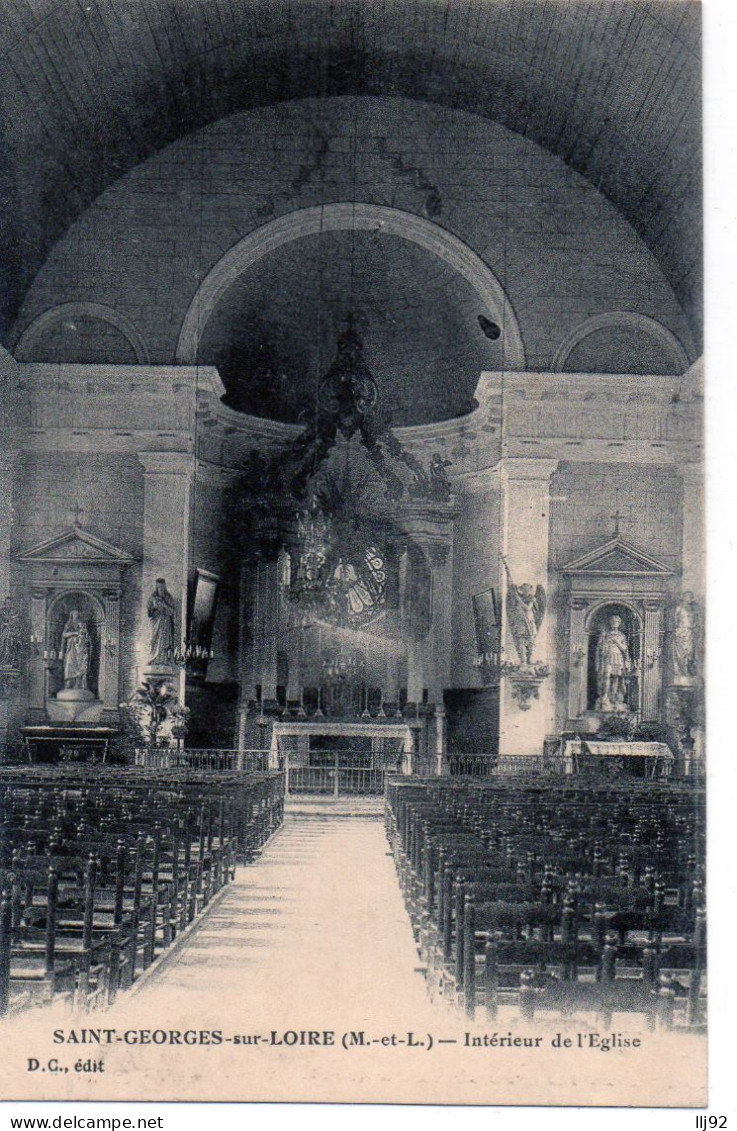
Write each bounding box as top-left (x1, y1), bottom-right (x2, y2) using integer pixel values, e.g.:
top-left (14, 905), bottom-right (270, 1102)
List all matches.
top-left (291, 499), bottom-right (332, 610)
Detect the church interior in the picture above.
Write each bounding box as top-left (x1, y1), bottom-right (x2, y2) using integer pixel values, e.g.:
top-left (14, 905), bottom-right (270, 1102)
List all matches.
top-left (0, 0), bottom-right (706, 1076)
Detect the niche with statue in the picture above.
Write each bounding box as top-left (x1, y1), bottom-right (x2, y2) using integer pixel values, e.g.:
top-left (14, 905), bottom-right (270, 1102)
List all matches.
top-left (17, 527), bottom-right (133, 726)
top-left (585, 601), bottom-right (641, 716)
top-left (561, 533), bottom-right (672, 728)
top-left (46, 591), bottom-right (103, 722)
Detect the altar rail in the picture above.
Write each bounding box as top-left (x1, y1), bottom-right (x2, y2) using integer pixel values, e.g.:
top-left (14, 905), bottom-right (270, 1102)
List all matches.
top-left (135, 748), bottom-right (270, 772)
top-left (286, 766), bottom-right (386, 796)
top-left (444, 754), bottom-right (497, 777)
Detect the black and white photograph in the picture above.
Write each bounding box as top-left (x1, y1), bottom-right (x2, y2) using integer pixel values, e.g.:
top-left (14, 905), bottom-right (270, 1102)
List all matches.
top-left (0, 0), bottom-right (712, 1111)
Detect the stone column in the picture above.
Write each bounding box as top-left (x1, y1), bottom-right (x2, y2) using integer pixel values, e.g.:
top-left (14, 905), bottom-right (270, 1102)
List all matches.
top-left (236, 561), bottom-right (253, 751)
top-left (101, 591), bottom-right (122, 715)
top-left (28, 587), bottom-right (48, 718)
top-left (499, 459), bottom-right (559, 757)
top-left (427, 542), bottom-right (454, 706)
top-left (641, 600), bottom-right (664, 722)
top-left (406, 638), bottom-right (424, 707)
top-left (258, 561), bottom-right (279, 707)
top-left (680, 463), bottom-right (704, 599)
top-left (567, 597), bottom-right (589, 721)
top-left (426, 543), bottom-right (453, 759)
top-left (400, 548), bottom-right (424, 710)
top-left (137, 452), bottom-right (194, 701)
top-left (384, 611), bottom-right (400, 712)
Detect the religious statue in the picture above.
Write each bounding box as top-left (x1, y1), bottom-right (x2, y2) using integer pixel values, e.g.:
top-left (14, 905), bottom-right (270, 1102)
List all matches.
top-left (147, 578), bottom-right (177, 666)
top-left (502, 556), bottom-right (546, 666)
top-left (428, 453), bottom-right (452, 502)
top-left (595, 614), bottom-right (632, 713)
top-left (671, 591), bottom-right (700, 681)
top-left (61, 609), bottom-right (91, 690)
top-left (0, 597), bottom-right (21, 669)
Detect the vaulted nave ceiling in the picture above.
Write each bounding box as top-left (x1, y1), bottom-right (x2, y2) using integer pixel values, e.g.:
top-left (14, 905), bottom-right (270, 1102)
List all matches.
top-left (0, 0), bottom-right (701, 348)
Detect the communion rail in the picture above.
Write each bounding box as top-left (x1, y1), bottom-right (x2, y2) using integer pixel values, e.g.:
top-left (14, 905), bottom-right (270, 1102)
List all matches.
top-left (135, 748), bottom-right (270, 772)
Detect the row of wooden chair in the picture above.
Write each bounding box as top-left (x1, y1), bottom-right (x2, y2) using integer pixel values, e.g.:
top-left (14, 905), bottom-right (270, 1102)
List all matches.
top-left (0, 767), bottom-right (285, 1017)
top-left (386, 778), bottom-right (706, 1030)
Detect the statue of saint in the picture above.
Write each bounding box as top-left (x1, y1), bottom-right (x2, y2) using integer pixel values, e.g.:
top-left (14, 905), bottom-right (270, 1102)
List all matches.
top-left (672, 591), bottom-right (699, 680)
top-left (595, 614), bottom-right (632, 712)
top-left (428, 453), bottom-right (452, 502)
top-left (61, 609), bottom-right (91, 690)
top-left (0, 597), bottom-right (21, 668)
top-left (147, 578), bottom-right (177, 665)
top-left (502, 557), bottom-right (546, 666)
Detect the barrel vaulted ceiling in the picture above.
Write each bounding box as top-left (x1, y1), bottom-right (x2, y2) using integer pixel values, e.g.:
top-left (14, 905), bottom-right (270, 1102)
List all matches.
top-left (0, 0), bottom-right (701, 347)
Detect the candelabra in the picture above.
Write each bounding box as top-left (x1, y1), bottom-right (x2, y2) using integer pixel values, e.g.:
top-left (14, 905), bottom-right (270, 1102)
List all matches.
top-left (173, 640), bottom-right (216, 668)
top-left (474, 649), bottom-right (500, 686)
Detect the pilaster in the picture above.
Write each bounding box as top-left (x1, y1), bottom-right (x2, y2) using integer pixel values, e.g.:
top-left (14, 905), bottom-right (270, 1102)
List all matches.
top-left (642, 600), bottom-right (664, 722)
top-left (680, 462), bottom-right (704, 599)
top-left (137, 452), bottom-right (194, 697)
top-left (567, 597), bottom-right (589, 721)
top-left (499, 458), bottom-right (559, 756)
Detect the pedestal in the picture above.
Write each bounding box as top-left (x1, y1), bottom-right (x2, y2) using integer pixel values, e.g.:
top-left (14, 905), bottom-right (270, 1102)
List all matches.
top-left (47, 688), bottom-right (104, 724)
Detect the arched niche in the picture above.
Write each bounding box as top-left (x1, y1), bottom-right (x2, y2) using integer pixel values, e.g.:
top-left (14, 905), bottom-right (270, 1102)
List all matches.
top-left (46, 589), bottom-right (105, 701)
top-left (14, 301), bottom-right (150, 364)
top-left (551, 312), bottom-right (690, 375)
top-left (560, 535), bottom-right (673, 727)
top-left (16, 527), bottom-right (134, 725)
top-left (583, 600), bottom-right (642, 716)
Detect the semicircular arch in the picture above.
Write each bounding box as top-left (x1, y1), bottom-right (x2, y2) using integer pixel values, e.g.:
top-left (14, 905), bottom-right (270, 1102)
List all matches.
top-left (551, 312), bottom-right (690, 375)
top-left (15, 301), bottom-right (150, 364)
top-left (175, 203), bottom-right (525, 369)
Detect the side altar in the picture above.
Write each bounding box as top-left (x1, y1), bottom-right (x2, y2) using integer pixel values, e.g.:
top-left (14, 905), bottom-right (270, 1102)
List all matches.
top-left (12, 527), bottom-right (134, 756)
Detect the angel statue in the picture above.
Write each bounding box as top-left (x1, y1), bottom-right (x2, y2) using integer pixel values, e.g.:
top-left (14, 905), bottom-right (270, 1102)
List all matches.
top-left (501, 556), bottom-right (546, 666)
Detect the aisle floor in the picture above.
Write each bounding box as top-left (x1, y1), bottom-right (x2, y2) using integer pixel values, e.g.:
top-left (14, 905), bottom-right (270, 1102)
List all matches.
top-left (130, 813), bottom-right (438, 1029)
top-left (4, 814), bottom-right (707, 1105)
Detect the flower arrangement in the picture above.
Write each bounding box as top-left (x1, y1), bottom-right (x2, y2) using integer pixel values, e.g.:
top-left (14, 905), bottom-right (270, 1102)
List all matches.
top-left (117, 679), bottom-right (190, 755)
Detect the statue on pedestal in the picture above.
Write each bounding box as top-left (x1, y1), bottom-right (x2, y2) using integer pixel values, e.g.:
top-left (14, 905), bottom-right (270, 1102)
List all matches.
top-left (147, 578), bottom-right (177, 667)
top-left (671, 591), bottom-right (700, 683)
top-left (61, 609), bottom-right (91, 690)
top-left (595, 614), bottom-right (632, 713)
top-left (502, 556), bottom-right (546, 667)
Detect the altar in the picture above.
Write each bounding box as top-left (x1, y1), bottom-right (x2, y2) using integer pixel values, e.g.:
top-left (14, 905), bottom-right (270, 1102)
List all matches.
top-left (270, 719), bottom-right (414, 763)
top-left (561, 738), bottom-right (674, 779)
top-left (20, 725), bottom-right (118, 764)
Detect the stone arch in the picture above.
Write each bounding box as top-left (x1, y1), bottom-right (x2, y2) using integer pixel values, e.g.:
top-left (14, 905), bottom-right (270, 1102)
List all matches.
top-left (584, 598), bottom-right (643, 635)
top-left (175, 204), bottom-right (526, 369)
top-left (15, 301), bottom-right (150, 364)
top-left (47, 589), bottom-right (106, 699)
top-left (551, 312), bottom-right (690, 374)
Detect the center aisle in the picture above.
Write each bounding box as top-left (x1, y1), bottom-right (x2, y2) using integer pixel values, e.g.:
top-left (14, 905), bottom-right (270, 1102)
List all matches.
top-left (32, 811), bottom-right (703, 1104)
top-left (131, 813), bottom-right (436, 1025)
